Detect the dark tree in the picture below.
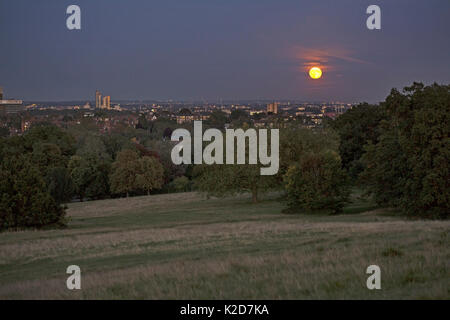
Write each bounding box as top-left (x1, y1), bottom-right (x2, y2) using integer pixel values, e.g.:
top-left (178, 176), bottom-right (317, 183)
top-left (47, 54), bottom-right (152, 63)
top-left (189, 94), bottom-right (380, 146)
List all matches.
top-left (330, 103), bottom-right (385, 179)
top-left (0, 155), bottom-right (66, 231)
top-left (361, 83), bottom-right (449, 218)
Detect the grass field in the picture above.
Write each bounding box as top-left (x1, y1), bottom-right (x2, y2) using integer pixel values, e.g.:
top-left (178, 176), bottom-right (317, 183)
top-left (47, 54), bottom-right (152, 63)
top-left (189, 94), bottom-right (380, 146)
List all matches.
top-left (0, 192), bottom-right (448, 299)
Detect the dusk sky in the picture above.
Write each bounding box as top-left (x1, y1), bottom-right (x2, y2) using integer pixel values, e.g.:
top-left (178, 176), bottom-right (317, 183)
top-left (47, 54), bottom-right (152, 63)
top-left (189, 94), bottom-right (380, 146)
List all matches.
top-left (1, 0), bottom-right (449, 102)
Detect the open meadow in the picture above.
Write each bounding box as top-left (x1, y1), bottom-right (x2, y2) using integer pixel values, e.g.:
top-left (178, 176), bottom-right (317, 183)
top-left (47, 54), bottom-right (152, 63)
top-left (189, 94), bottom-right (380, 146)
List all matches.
top-left (0, 192), bottom-right (448, 299)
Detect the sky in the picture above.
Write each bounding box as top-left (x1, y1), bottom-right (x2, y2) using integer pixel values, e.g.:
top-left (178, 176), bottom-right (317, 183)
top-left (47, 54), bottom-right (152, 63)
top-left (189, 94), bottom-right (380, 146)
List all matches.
top-left (0, 0), bottom-right (449, 103)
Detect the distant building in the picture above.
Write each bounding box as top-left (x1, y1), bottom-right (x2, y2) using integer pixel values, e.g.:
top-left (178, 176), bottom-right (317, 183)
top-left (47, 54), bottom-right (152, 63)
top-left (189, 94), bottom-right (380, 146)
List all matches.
top-left (176, 108), bottom-right (194, 124)
top-left (0, 87), bottom-right (24, 115)
top-left (95, 90), bottom-right (102, 109)
top-left (267, 102), bottom-right (278, 114)
top-left (96, 90), bottom-right (112, 109)
top-left (0, 100), bottom-right (24, 115)
top-left (102, 96), bottom-right (111, 109)
top-left (176, 109), bottom-right (209, 124)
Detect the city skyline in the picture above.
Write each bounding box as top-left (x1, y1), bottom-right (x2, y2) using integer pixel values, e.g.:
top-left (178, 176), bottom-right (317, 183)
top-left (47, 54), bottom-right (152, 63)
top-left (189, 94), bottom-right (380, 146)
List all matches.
top-left (1, 0), bottom-right (449, 103)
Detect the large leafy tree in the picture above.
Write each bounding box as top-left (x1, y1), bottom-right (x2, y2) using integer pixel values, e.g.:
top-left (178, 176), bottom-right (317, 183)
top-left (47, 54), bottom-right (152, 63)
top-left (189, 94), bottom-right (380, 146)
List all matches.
top-left (278, 126), bottom-right (349, 213)
top-left (69, 153), bottom-right (111, 201)
top-left (24, 124), bottom-right (76, 158)
top-left (279, 126), bottom-right (339, 176)
top-left (135, 156), bottom-right (164, 195)
top-left (101, 134), bottom-right (129, 160)
top-left (0, 125), bottom-right (77, 205)
top-left (145, 139), bottom-right (187, 184)
top-left (32, 143), bottom-right (66, 171)
top-left (45, 166), bottom-right (74, 203)
top-left (284, 151), bottom-right (350, 214)
top-left (68, 155), bottom-right (91, 201)
top-left (110, 149), bottom-right (164, 197)
top-left (361, 83), bottom-right (449, 218)
top-left (0, 155), bottom-right (66, 231)
top-left (330, 103), bottom-right (385, 179)
top-left (110, 150), bottom-right (140, 197)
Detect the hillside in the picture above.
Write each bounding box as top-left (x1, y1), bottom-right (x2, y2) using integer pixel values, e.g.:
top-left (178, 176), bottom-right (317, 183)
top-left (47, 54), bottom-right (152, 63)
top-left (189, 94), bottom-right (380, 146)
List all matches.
top-left (0, 192), bottom-right (448, 299)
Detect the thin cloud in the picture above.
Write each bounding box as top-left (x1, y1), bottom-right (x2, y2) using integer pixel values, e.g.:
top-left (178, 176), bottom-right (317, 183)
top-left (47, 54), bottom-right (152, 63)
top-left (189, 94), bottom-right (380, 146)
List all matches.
top-left (290, 45), bottom-right (372, 72)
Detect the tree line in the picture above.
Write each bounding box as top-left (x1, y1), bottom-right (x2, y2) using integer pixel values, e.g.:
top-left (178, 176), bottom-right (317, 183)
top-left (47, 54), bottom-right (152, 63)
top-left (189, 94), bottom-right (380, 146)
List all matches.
top-left (0, 125), bottom-right (166, 230)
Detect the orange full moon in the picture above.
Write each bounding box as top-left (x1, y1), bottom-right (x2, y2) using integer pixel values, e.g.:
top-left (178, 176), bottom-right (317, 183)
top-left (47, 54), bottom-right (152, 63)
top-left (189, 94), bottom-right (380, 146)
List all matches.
top-left (309, 67), bottom-right (322, 79)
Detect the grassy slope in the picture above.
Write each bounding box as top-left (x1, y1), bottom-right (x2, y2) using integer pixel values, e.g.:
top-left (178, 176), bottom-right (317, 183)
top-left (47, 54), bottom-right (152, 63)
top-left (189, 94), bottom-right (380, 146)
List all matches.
top-left (0, 192), bottom-right (448, 299)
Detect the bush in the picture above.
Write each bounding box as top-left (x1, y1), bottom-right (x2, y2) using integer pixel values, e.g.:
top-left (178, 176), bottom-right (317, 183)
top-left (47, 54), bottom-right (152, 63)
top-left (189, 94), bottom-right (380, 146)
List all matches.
top-left (283, 151), bottom-right (350, 214)
top-left (0, 156), bottom-right (67, 231)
